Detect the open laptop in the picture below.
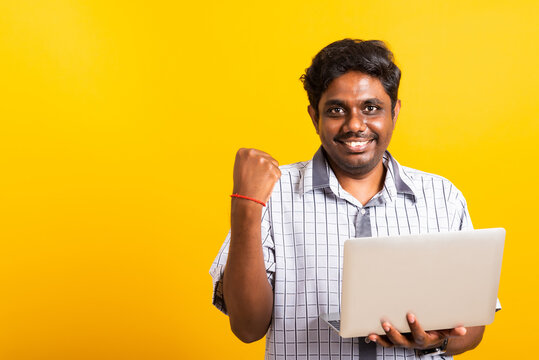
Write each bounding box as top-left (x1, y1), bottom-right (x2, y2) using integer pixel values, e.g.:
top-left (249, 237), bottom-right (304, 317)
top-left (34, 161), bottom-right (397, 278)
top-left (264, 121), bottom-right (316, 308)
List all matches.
top-left (320, 228), bottom-right (505, 338)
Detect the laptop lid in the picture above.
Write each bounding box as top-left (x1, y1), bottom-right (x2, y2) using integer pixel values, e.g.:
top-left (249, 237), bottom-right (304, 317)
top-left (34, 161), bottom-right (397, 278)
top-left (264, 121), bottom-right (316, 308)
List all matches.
top-left (334, 228), bottom-right (505, 338)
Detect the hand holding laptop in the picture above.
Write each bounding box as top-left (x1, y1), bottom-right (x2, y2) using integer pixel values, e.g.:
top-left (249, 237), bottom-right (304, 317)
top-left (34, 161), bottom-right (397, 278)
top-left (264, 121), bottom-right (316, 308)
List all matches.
top-left (320, 228), bottom-right (504, 355)
top-left (367, 312), bottom-right (467, 352)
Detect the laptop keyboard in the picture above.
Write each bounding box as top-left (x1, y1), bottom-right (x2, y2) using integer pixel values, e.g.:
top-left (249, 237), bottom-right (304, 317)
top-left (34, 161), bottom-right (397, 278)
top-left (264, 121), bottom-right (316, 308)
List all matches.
top-left (328, 320), bottom-right (341, 331)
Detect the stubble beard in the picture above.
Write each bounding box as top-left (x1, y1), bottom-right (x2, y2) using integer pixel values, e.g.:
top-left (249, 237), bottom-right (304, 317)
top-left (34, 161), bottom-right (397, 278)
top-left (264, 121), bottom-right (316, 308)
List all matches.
top-left (324, 146), bottom-right (385, 180)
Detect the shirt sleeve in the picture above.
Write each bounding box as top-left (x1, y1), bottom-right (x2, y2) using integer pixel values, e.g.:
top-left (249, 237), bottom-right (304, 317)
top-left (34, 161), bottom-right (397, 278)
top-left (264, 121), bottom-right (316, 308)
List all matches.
top-left (449, 187), bottom-right (474, 231)
top-left (448, 185), bottom-right (502, 311)
top-left (209, 205), bottom-right (275, 315)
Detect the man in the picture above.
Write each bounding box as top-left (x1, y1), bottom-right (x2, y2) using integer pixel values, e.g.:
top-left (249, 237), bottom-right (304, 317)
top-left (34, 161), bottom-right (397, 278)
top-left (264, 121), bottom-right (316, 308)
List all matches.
top-left (210, 39), bottom-right (492, 359)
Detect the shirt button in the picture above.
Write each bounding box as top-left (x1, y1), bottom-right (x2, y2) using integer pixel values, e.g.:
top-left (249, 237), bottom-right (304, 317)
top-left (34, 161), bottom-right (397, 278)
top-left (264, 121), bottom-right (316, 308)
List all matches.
top-left (360, 208), bottom-right (366, 215)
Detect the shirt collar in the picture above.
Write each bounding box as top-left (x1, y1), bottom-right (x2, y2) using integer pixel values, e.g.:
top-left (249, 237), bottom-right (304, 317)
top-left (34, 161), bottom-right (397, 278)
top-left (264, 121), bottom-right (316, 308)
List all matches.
top-left (310, 147), bottom-right (329, 190)
top-left (302, 146), bottom-right (417, 203)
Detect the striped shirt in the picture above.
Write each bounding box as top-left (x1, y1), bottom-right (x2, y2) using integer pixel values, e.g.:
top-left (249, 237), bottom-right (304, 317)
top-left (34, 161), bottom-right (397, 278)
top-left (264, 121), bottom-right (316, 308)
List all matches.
top-left (210, 147), bottom-right (475, 360)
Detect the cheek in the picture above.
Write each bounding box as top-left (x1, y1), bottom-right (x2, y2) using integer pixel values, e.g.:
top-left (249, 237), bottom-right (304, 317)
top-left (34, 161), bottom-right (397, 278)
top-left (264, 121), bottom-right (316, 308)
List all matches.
top-left (319, 122), bottom-right (339, 139)
top-left (367, 118), bottom-right (393, 135)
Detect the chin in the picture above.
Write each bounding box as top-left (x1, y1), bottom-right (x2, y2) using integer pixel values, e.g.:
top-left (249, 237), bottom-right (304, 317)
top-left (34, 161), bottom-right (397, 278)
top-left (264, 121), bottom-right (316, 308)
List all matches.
top-left (337, 161), bottom-right (375, 175)
top-left (324, 146), bottom-right (384, 177)
top-left (337, 154), bottom-right (383, 176)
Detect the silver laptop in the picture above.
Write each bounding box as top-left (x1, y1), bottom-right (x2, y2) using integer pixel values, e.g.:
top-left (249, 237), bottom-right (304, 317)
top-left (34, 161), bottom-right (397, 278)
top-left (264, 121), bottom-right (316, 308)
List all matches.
top-left (320, 228), bottom-right (505, 338)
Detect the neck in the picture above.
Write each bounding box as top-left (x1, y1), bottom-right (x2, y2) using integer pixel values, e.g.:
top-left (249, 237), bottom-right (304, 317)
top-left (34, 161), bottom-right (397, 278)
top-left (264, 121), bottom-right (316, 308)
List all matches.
top-left (328, 159), bottom-right (386, 206)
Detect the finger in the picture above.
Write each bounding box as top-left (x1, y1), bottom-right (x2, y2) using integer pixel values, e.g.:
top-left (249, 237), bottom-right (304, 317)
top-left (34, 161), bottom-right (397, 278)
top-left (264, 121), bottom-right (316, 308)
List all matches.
top-left (433, 326), bottom-right (467, 339)
top-left (449, 326), bottom-right (467, 337)
top-left (367, 334), bottom-right (393, 348)
top-left (253, 149), bottom-right (278, 167)
top-left (268, 157), bottom-right (279, 169)
top-left (241, 148), bottom-right (276, 164)
top-left (247, 148), bottom-right (268, 157)
top-left (260, 156), bottom-right (280, 174)
top-left (257, 154), bottom-right (280, 176)
top-left (382, 322), bottom-right (412, 348)
top-left (406, 313), bottom-right (427, 346)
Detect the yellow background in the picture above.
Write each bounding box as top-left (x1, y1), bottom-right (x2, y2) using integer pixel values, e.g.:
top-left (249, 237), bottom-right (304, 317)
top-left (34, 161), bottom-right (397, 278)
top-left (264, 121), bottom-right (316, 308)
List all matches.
top-left (0, 1), bottom-right (537, 359)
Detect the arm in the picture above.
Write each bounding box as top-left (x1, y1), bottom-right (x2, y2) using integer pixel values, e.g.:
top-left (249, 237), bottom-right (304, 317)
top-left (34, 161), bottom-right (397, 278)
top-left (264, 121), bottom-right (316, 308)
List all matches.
top-left (222, 148), bottom-right (281, 343)
top-left (445, 325), bottom-right (484, 355)
top-left (368, 313), bottom-right (484, 356)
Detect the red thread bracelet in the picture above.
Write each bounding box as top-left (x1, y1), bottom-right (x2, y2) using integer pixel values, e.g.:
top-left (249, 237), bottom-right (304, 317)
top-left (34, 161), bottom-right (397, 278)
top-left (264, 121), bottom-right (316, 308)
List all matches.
top-left (230, 194), bottom-right (266, 207)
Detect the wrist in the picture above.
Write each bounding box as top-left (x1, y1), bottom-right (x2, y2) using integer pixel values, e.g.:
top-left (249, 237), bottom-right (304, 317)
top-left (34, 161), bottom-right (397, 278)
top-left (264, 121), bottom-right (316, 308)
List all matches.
top-left (414, 338), bottom-right (448, 356)
top-left (231, 196), bottom-right (265, 213)
top-left (231, 198), bottom-right (264, 235)
top-left (231, 193), bottom-right (266, 207)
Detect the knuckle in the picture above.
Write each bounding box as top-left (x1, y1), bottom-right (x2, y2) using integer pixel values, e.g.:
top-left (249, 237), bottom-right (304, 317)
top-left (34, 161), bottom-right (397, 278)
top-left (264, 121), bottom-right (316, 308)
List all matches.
top-left (245, 148), bottom-right (258, 158)
top-left (236, 148), bottom-right (245, 158)
top-left (237, 148), bottom-right (254, 161)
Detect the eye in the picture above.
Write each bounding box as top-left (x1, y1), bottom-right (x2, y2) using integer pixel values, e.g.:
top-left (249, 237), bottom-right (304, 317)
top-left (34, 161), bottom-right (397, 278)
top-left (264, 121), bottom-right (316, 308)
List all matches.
top-left (327, 107), bottom-right (345, 116)
top-left (365, 105), bottom-right (379, 112)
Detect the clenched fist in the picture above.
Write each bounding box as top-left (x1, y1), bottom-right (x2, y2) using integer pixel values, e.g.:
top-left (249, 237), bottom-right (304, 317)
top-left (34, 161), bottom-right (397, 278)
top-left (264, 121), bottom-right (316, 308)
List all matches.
top-left (233, 148), bottom-right (281, 204)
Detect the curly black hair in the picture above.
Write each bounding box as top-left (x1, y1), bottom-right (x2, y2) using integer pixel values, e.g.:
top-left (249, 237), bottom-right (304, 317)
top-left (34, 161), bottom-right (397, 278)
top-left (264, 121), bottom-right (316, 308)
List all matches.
top-left (301, 39), bottom-right (401, 118)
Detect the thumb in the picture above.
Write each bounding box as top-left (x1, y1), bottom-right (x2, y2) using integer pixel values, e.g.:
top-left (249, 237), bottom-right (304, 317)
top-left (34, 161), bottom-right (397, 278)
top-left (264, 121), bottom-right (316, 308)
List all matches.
top-left (449, 327), bottom-right (467, 337)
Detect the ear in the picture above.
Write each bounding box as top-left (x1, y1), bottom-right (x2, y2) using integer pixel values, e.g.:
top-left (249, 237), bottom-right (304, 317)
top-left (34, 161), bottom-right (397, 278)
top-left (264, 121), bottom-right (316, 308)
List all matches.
top-left (308, 105), bottom-right (319, 134)
top-left (392, 99), bottom-right (401, 127)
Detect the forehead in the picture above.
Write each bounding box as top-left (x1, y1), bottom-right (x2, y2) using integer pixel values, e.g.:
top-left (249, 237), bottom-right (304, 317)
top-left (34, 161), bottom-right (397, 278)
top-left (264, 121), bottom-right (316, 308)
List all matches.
top-left (320, 71), bottom-right (390, 104)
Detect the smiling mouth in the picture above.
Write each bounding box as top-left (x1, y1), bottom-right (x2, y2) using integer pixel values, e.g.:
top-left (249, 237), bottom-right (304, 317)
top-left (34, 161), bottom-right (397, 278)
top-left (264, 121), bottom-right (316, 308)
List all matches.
top-left (344, 140), bottom-right (370, 147)
top-left (337, 139), bottom-right (374, 152)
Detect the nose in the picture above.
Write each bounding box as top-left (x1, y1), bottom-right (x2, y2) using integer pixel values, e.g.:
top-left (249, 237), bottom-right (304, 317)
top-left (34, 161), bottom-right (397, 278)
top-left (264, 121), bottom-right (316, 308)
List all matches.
top-left (344, 111), bottom-right (367, 133)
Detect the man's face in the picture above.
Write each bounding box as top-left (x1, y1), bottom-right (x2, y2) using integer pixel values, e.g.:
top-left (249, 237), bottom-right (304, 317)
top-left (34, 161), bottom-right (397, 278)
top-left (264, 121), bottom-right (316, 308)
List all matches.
top-left (308, 71), bottom-right (400, 178)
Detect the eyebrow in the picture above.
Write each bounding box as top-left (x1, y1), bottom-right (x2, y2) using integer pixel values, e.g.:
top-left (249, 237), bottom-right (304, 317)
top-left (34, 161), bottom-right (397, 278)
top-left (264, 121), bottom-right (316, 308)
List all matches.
top-left (323, 99), bottom-right (347, 107)
top-left (363, 98), bottom-right (384, 105)
top-left (322, 98), bottom-right (385, 107)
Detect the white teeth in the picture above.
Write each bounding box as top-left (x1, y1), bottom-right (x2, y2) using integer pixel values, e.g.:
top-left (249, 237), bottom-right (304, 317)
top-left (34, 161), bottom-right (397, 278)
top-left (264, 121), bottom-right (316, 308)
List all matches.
top-left (345, 141), bottom-right (369, 147)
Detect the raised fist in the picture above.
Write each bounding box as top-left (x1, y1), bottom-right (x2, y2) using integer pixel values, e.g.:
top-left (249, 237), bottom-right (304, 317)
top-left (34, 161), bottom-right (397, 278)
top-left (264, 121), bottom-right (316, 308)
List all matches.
top-left (233, 148), bottom-right (281, 203)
